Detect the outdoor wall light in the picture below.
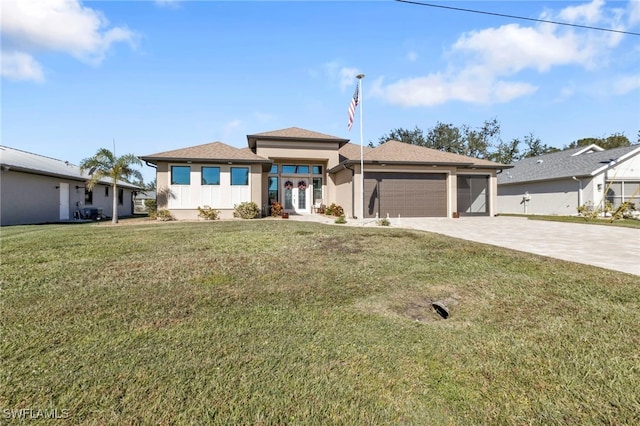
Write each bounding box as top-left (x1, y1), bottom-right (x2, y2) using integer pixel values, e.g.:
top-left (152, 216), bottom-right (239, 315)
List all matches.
top-left (597, 184), bottom-right (603, 191)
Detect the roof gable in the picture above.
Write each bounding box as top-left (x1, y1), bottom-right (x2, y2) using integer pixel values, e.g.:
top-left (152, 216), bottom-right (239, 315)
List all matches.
top-left (248, 127), bottom-right (346, 141)
top-left (247, 127), bottom-right (349, 150)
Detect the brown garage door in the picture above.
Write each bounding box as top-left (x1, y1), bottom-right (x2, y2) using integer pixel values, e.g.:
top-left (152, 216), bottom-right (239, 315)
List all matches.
top-left (364, 172), bottom-right (447, 218)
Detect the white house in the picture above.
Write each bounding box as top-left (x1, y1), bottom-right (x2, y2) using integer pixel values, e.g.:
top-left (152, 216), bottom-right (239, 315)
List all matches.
top-left (497, 144), bottom-right (640, 215)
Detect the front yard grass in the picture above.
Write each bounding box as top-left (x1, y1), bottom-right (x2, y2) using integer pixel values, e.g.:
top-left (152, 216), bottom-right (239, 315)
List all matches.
top-left (1, 221), bottom-right (639, 424)
top-left (500, 213), bottom-right (640, 229)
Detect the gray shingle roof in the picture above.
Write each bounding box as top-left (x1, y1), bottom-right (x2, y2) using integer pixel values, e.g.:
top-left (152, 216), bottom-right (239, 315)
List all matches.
top-left (0, 145), bottom-right (139, 188)
top-left (497, 144), bottom-right (640, 185)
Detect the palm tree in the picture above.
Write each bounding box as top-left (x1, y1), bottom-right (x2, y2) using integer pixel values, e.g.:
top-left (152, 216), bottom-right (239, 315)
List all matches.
top-left (80, 148), bottom-right (143, 224)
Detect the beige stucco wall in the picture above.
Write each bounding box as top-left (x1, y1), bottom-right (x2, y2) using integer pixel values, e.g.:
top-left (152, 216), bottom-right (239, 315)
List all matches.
top-left (255, 140), bottom-right (340, 169)
top-left (331, 166), bottom-right (355, 217)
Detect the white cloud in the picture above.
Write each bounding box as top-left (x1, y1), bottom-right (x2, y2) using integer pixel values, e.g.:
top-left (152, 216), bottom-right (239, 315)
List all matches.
top-left (1, 0), bottom-right (137, 81)
top-left (407, 51), bottom-right (418, 62)
top-left (611, 74), bottom-right (640, 95)
top-left (629, 0), bottom-right (640, 26)
top-left (452, 24), bottom-right (592, 73)
top-left (383, 71), bottom-right (537, 107)
top-left (557, 0), bottom-right (605, 25)
top-left (154, 0), bottom-right (182, 9)
top-left (1, 51), bottom-right (44, 82)
top-left (375, 0), bottom-right (630, 107)
top-left (322, 62), bottom-right (362, 91)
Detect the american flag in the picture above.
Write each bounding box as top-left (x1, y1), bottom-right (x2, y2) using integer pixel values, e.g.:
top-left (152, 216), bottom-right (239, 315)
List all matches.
top-left (347, 83), bottom-right (359, 131)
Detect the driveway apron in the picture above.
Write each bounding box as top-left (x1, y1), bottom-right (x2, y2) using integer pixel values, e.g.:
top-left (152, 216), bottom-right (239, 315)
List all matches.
top-left (400, 216), bottom-right (640, 276)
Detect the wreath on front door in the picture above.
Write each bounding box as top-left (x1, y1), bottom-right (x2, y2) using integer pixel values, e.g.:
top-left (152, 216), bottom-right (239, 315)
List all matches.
top-left (298, 180), bottom-right (307, 191)
top-left (284, 180), bottom-right (294, 190)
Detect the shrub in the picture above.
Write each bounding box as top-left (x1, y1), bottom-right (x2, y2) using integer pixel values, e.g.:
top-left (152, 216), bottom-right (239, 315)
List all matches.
top-left (270, 202), bottom-right (283, 217)
top-left (334, 215), bottom-right (347, 224)
top-left (156, 209), bottom-right (174, 221)
top-left (144, 199), bottom-right (157, 217)
top-left (197, 206), bottom-right (220, 220)
top-left (325, 203), bottom-right (344, 217)
top-left (376, 217), bottom-right (391, 226)
top-left (233, 202), bottom-right (261, 219)
top-left (578, 200), bottom-right (614, 221)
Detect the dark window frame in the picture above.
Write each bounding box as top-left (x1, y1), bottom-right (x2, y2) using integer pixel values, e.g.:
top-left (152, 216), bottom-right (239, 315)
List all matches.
top-left (85, 188), bottom-right (93, 205)
top-left (230, 167), bottom-right (249, 186)
top-left (171, 166), bottom-right (191, 185)
top-left (201, 166), bottom-right (221, 185)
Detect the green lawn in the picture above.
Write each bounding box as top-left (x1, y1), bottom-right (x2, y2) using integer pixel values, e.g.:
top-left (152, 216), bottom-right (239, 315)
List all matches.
top-left (2, 220), bottom-right (639, 424)
top-left (499, 213), bottom-right (640, 229)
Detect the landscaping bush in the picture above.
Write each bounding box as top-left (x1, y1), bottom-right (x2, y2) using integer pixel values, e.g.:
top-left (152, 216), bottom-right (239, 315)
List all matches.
top-left (334, 215), bottom-right (347, 224)
top-left (156, 209), bottom-right (174, 221)
top-left (376, 217), bottom-right (391, 226)
top-left (145, 199), bottom-right (157, 218)
top-left (234, 201), bottom-right (261, 219)
top-left (325, 203), bottom-right (344, 217)
top-left (270, 202), bottom-right (283, 217)
top-left (197, 206), bottom-right (220, 220)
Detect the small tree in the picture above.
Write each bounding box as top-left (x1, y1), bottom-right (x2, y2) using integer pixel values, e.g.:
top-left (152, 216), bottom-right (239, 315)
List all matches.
top-left (80, 148), bottom-right (142, 224)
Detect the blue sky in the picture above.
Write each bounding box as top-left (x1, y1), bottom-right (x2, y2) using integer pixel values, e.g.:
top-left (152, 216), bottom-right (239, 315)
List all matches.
top-left (2, 0), bottom-right (639, 183)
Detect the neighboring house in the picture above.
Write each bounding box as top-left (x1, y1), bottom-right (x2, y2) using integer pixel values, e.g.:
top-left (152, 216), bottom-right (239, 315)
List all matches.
top-left (140, 127), bottom-right (509, 220)
top-left (0, 146), bottom-right (140, 226)
top-left (497, 144), bottom-right (640, 215)
top-left (134, 190), bottom-right (156, 214)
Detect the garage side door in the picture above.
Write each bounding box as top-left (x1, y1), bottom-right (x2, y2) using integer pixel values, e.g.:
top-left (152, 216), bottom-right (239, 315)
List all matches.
top-left (364, 173), bottom-right (447, 218)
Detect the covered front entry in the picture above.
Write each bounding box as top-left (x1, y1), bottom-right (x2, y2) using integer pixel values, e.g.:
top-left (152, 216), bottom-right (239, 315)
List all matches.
top-left (282, 178), bottom-right (311, 214)
top-left (364, 172), bottom-right (447, 218)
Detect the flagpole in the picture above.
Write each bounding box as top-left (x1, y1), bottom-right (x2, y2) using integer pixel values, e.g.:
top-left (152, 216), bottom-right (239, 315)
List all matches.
top-left (356, 74), bottom-right (365, 225)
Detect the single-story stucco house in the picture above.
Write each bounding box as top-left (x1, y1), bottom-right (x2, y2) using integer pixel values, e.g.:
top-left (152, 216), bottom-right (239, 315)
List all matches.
top-left (0, 146), bottom-right (140, 226)
top-left (140, 127), bottom-right (509, 220)
top-left (497, 144), bottom-right (640, 215)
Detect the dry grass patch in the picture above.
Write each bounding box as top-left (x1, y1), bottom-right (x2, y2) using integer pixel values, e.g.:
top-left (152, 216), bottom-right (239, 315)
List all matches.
top-left (2, 220), bottom-right (639, 424)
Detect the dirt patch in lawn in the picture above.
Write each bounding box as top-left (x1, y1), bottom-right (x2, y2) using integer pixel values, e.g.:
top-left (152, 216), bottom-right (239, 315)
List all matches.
top-left (354, 289), bottom-right (462, 324)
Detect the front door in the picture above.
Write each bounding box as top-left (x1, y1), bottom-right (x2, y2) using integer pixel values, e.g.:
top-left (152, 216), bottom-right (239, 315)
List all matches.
top-left (283, 179), bottom-right (310, 214)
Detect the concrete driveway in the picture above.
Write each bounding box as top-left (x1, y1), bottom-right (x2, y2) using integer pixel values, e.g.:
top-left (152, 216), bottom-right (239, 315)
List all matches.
top-left (291, 214), bottom-right (640, 276)
top-left (399, 216), bottom-right (640, 276)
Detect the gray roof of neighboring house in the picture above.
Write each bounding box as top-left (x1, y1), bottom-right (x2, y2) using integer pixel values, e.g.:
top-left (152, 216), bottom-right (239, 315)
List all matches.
top-left (141, 141), bottom-right (271, 164)
top-left (0, 145), bottom-right (140, 189)
top-left (331, 140), bottom-right (509, 172)
top-left (247, 127), bottom-right (349, 150)
top-left (497, 144), bottom-right (640, 185)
